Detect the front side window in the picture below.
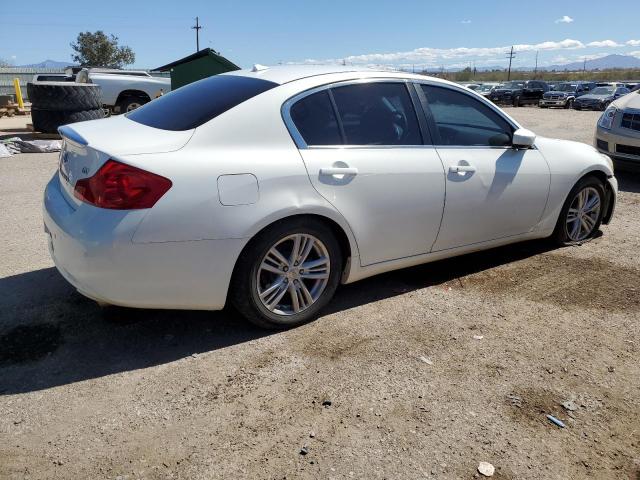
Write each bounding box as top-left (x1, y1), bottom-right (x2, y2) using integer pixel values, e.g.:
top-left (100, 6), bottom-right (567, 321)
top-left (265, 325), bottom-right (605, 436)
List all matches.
top-left (421, 85), bottom-right (513, 147)
top-left (289, 90), bottom-right (342, 146)
top-left (331, 83), bottom-right (422, 146)
top-left (127, 74), bottom-right (278, 131)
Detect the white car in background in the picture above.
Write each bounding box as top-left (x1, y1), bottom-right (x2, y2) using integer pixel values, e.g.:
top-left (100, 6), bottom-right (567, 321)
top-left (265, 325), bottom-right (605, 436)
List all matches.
top-left (44, 66), bottom-right (617, 329)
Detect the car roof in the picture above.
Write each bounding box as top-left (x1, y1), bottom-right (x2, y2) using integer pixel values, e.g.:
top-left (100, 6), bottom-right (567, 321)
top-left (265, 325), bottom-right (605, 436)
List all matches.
top-left (225, 64), bottom-right (450, 86)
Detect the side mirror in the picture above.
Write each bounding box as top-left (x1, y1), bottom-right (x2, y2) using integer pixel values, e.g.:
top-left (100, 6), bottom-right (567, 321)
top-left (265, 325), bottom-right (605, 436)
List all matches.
top-left (512, 128), bottom-right (536, 149)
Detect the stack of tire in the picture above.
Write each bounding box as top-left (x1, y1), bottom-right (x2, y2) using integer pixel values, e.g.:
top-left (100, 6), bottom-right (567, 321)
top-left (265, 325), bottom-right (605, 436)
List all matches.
top-left (27, 82), bottom-right (104, 134)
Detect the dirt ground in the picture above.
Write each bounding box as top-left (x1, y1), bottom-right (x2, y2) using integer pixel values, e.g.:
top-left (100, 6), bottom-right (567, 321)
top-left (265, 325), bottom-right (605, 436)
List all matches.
top-left (1, 108), bottom-right (639, 480)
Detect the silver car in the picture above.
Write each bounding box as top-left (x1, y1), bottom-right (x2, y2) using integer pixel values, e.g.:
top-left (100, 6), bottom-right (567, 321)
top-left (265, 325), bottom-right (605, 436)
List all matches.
top-left (595, 90), bottom-right (640, 167)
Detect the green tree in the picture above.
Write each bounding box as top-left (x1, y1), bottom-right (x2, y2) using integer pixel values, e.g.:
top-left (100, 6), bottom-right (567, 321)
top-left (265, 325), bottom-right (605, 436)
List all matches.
top-left (71, 31), bottom-right (135, 68)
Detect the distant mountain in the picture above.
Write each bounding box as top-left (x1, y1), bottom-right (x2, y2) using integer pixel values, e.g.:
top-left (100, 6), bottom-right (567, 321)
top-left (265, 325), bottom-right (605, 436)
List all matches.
top-left (546, 54), bottom-right (640, 71)
top-left (17, 60), bottom-right (71, 69)
top-left (421, 54), bottom-right (640, 74)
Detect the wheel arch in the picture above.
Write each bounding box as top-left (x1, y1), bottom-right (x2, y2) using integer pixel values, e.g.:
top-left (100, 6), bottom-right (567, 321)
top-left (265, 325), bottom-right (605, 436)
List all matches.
top-left (578, 169), bottom-right (615, 225)
top-left (115, 89), bottom-right (151, 105)
top-left (232, 211), bottom-right (359, 286)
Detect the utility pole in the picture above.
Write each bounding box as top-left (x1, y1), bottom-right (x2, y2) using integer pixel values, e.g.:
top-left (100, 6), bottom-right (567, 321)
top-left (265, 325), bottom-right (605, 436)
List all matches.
top-left (505, 46), bottom-right (516, 81)
top-left (534, 51), bottom-right (539, 78)
top-left (192, 17), bottom-right (202, 52)
top-left (583, 58), bottom-right (587, 73)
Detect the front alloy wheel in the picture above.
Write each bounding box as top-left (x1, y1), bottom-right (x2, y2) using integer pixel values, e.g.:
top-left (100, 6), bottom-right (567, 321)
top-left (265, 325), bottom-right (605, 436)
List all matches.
top-left (554, 177), bottom-right (605, 245)
top-left (565, 187), bottom-right (601, 242)
top-left (230, 218), bottom-right (342, 329)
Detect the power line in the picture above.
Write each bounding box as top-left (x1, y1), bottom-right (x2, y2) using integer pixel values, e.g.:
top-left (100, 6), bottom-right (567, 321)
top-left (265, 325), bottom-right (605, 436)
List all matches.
top-left (505, 46), bottom-right (516, 80)
top-left (192, 17), bottom-right (202, 52)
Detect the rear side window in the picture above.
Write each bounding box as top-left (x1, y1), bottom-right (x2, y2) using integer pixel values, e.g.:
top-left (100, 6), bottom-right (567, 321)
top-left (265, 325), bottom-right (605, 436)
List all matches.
top-left (421, 85), bottom-right (513, 147)
top-left (289, 90), bottom-right (342, 145)
top-left (331, 83), bottom-right (422, 146)
top-left (127, 75), bottom-right (278, 131)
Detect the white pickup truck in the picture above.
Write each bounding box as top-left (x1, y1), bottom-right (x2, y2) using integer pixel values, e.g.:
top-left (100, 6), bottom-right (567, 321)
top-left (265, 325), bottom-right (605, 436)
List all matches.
top-left (78, 68), bottom-right (171, 113)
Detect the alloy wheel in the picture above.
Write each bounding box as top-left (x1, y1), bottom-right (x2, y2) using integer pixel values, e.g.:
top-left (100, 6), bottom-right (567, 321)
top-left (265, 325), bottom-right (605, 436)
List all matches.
top-left (256, 234), bottom-right (330, 316)
top-left (565, 186), bottom-right (601, 242)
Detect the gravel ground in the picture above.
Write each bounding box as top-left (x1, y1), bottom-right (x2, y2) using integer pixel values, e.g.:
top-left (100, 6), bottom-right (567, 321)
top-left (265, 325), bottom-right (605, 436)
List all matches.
top-left (1, 109), bottom-right (639, 480)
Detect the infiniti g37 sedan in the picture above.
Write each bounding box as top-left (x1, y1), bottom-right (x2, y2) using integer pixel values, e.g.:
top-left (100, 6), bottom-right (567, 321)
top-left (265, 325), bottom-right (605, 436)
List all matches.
top-left (44, 66), bottom-right (617, 328)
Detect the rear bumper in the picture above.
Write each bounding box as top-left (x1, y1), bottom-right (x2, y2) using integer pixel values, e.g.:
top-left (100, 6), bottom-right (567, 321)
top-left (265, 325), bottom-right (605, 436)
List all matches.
top-left (43, 174), bottom-right (246, 310)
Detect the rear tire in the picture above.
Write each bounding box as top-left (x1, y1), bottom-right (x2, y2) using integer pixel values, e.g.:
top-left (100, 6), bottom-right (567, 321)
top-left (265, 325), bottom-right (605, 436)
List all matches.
top-left (31, 108), bottom-right (104, 134)
top-left (117, 97), bottom-right (148, 114)
top-left (553, 176), bottom-right (605, 246)
top-left (512, 96), bottom-right (521, 107)
top-left (27, 82), bottom-right (103, 111)
top-left (229, 218), bottom-right (343, 329)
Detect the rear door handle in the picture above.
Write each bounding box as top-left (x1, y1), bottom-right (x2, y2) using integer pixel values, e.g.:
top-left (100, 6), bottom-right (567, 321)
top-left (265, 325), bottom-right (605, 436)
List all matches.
top-left (449, 165), bottom-right (476, 173)
top-left (320, 167), bottom-right (359, 176)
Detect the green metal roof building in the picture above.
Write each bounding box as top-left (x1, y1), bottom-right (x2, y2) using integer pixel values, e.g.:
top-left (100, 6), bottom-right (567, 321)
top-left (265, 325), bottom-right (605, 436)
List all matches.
top-left (154, 48), bottom-right (240, 90)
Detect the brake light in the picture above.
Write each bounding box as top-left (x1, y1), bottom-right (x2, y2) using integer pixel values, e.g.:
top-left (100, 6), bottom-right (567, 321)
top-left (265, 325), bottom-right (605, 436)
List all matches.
top-left (74, 159), bottom-right (172, 209)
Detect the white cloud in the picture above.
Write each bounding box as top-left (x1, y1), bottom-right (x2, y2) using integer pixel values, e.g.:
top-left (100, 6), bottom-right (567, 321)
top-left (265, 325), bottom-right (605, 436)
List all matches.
top-left (555, 16), bottom-right (574, 24)
top-left (587, 40), bottom-right (622, 48)
top-left (629, 51), bottom-right (640, 58)
top-left (627, 40), bottom-right (640, 47)
top-left (460, 20), bottom-right (472, 24)
top-left (293, 38), bottom-right (640, 68)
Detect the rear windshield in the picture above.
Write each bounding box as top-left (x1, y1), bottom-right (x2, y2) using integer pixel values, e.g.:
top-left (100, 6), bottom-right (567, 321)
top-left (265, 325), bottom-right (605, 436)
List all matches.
top-left (126, 74), bottom-right (278, 131)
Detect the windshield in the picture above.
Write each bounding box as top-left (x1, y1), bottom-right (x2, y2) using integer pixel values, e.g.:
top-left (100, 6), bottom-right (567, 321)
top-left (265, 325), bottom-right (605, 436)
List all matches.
top-left (127, 74), bottom-right (278, 131)
top-left (501, 82), bottom-right (525, 89)
top-left (477, 85), bottom-right (494, 92)
top-left (590, 87), bottom-right (614, 95)
top-left (555, 83), bottom-right (577, 92)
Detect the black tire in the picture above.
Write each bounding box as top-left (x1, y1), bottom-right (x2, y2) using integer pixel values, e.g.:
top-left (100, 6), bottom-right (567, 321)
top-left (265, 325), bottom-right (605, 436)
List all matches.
top-left (512, 96), bottom-right (521, 107)
top-left (31, 108), bottom-right (105, 134)
top-left (117, 96), bottom-right (149, 114)
top-left (229, 218), bottom-right (343, 329)
top-left (27, 82), bottom-right (103, 111)
top-left (552, 176), bottom-right (606, 246)
top-left (565, 99), bottom-right (574, 109)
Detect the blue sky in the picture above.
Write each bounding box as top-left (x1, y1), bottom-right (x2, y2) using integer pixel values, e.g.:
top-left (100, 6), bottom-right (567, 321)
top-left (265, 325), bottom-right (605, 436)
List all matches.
top-left (2, 0), bottom-right (639, 69)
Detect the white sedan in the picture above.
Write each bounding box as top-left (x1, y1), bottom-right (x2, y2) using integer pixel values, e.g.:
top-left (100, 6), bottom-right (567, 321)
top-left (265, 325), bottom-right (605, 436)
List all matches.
top-left (44, 66), bottom-right (617, 328)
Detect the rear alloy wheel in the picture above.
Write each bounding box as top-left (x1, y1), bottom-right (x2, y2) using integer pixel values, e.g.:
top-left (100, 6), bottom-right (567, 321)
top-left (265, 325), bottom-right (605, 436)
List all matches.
top-left (553, 177), bottom-right (605, 245)
top-left (117, 97), bottom-right (147, 114)
top-left (230, 219), bottom-right (342, 329)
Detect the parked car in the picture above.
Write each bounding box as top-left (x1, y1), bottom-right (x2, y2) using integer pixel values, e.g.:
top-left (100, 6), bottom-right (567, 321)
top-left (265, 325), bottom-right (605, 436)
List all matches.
top-left (77, 68), bottom-right (171, 114)
top-left (595, 89), bottom-right (640, 168)
top-left (44, 66), bottom-right (617, 329)
top-left (539, 82), bottom-right (596, 109)
top-left (573, 86), bottom-right (631, 110)
top-left (489, 80), bottom-right (549, 106)
top-left (476, 84), bottom-right (497, 97)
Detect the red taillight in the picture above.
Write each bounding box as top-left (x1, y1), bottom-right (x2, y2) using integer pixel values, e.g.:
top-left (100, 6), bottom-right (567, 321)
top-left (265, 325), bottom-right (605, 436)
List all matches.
top-left (74, 159), bottom-right (172, 209)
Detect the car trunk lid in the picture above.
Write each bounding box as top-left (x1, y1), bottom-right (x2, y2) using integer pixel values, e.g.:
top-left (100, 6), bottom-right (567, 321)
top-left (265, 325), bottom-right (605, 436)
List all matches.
top-left (57, 116), bottom-right (193, 208)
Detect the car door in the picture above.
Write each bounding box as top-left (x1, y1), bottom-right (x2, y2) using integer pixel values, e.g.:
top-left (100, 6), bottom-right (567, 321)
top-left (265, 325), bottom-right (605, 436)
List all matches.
top-left (417, 84), bottom-right (551, 250)
top-left (283, 80), bottom-right (446, 266)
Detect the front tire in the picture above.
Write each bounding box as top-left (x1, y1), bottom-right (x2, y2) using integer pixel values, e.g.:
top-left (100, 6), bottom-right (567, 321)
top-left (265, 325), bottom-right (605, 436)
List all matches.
top-left (565, 99), bottom-right (574, 109)
top-left (230, 218), bottom-right (343, 329)
top-left (553, 176), bottom-right (605, 245)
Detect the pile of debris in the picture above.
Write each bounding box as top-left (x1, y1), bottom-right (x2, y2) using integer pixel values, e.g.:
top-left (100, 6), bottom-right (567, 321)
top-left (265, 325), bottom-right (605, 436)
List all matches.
top-left (0, 137), bottom-right (62, 157)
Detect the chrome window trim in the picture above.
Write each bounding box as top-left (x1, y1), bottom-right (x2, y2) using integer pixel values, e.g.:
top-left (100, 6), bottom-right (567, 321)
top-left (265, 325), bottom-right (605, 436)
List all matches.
top-left (281, 77), bottom-right (424, 150)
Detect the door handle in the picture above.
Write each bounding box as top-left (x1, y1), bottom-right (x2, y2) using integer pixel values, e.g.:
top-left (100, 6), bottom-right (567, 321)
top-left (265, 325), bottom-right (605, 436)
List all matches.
top-left (320, 167), bottom-right (359, 176)
top-left (449, 165), bottom-right (476, 173)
